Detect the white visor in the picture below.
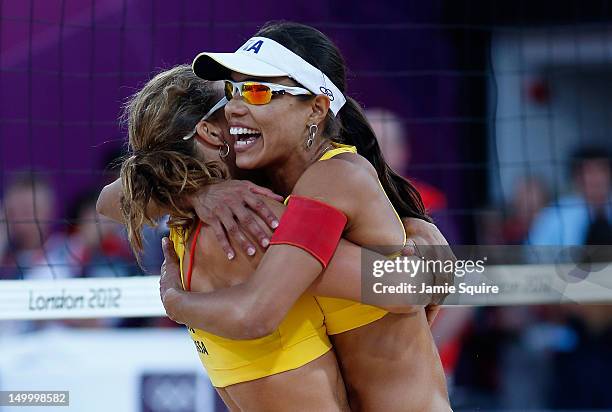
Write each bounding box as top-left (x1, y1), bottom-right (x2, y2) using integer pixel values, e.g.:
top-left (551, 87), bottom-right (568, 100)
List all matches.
top-left (192, 36), bottom-right (346, 115)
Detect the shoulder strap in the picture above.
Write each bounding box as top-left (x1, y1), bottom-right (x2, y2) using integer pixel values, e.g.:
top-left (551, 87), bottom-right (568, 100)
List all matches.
top-left (185, 221), bottom-right (204, 292)
top-left (318, 143), bottom-right (357, 161)
top-left (282, 144), bottom-right (357, 205)
top-left (320, 143), bottom-right (406, 248)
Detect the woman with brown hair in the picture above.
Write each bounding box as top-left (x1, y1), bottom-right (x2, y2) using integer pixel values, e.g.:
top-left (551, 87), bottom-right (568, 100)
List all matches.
top-left (115, 65), bottom-right (353, 411)
top-left (103, 63), bottom-right (452, 410)
top-left (157, 21), bottom-right (451, 411)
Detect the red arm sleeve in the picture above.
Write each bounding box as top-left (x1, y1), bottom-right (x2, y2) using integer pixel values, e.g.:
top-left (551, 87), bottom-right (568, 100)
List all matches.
top-left (270, 196), bottom-right (347, 268)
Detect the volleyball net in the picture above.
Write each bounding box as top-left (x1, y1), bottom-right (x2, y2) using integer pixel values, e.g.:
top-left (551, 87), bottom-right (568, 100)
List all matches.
top-left (2, 2), bottom-right (612, 411)
top-left (1, 2), bottom-right (612, 314)
top-left (3, 245), bottom-right (612, 320)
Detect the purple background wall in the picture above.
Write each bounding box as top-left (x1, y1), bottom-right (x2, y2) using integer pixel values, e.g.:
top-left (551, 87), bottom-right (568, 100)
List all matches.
top-left (1, 0), bottom-right (472, 238)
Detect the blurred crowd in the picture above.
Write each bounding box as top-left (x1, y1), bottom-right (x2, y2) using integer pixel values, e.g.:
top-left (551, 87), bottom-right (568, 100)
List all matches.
top-left (1, 107), bottom-right (611, 409)
top-left (365, 108), bottom-right (612, 410)
top-left (0, 162), bottom-right (164, 281)
top-left (0, 155), bottom-right (168, 332)
top-left (456, 143), bottom-right (612, 410)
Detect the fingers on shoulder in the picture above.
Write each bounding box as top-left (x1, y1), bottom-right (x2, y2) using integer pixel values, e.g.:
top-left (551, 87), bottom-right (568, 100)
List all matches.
top-left (255, 195), bottom-right (286, 217)
top-left (197, 197), bottom-right (279, 258)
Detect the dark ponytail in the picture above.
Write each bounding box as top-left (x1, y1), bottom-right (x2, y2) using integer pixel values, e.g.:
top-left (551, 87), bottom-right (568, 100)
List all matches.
top-left (338, 97), bottom-right (429, 221)
top-left (256, 21), bottom-right (430, 221)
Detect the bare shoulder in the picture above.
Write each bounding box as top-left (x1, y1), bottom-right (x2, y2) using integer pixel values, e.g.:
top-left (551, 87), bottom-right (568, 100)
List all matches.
top-left (188, 194), bottom-right (287, 289)
top-left (292, 152), bottom-right (381, 213)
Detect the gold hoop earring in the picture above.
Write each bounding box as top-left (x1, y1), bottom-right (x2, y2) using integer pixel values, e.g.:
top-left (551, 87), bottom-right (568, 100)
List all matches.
top-left (219, 142), bottom-right (230, 159)
top-left (305, 124), bottom-right (317, 149)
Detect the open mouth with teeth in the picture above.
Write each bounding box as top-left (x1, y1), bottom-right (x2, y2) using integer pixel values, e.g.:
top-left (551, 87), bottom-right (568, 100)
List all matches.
top-left (230, 127), bottom-right (262, 151)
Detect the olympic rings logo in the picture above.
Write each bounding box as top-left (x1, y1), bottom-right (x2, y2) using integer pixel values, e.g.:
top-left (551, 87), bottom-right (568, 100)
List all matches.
top-left (319, 87), bottom-right (335, 101)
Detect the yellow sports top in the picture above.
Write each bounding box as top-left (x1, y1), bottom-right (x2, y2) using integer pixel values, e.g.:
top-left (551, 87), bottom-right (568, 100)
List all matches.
top-left (310, 143), bottom-right (405, 334)
top-left (169, 143), bottom-right (405, 386)
top-left (169, 228), bottom-right (332, 388)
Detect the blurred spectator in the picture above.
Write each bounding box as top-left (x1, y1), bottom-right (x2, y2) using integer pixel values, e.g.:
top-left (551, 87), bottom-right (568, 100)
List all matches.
top-left (528, 146), bottom-right (612, 245)
top-left (504, 176), bottom-right (550, 244)
top-left (27, 190), bottom-right (141, 279)
top-left (366, 108), bottom-right (459, 243)
top-left (547, 305), bottom-right (612, 409)
top-left (525, 145), bottom-right (612, 409)
top-left (25, 191), bottom-right (146, 329)
top-left (366, 107), bottom-right (447, 211)
top-left (0, 173), bottom-right (56, 336)
top-left (448, 173), bottom-right (551, 408)
top-left (0, 173), bottom-right (55, 279)
top-left (451, 308), bottom-right (513, 409)
top-left (480, 175), bottom-right (549, 245)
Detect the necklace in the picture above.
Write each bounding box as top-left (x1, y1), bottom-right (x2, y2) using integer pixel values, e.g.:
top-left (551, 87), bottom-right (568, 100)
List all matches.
top-left (319, 143), bottom-right (334, 158)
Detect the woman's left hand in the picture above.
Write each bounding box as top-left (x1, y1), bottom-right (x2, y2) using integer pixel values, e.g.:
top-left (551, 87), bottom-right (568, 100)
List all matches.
top-left (188, 180), bottom-right (283, 260)
top-left (401, 219), bottom-right (456, 326)
top-left (159, 237), bottom-right (186, 324)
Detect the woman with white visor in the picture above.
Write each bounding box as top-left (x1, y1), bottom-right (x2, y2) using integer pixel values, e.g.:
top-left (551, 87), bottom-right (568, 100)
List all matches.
top-left (162, 21), bottom-right (452, 411)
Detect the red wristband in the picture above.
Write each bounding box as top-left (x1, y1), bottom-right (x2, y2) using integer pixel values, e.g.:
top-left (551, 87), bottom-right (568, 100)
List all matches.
top-left (270, 196), bottom-right (347, 268)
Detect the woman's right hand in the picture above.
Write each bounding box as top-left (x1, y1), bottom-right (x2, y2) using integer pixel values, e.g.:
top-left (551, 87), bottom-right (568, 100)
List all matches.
top-left (159, 237), bottom-right (186, 325)
top-left (188, 180), bottom-right (283, 260)
top-left (401, 219), bottom-right (456, 326)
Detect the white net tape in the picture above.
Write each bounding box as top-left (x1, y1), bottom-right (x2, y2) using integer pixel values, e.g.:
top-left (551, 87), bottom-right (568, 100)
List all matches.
top-left (1, 263), bottom-right (611, 320)
top-left (0, 276), bottom-right (164, 320)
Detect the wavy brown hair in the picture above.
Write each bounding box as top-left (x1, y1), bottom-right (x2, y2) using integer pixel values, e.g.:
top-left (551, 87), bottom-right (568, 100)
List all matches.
top-left (120, 65), bottom-right (226, 256)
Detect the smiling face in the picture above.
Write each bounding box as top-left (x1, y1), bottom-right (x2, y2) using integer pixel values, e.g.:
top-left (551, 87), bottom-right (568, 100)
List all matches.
top-left (207, 80), bottom-right (234, 145)
top-left (224, 73), bottom-right (315, 170)
top-left (192, 81), bottom-right (235, 165)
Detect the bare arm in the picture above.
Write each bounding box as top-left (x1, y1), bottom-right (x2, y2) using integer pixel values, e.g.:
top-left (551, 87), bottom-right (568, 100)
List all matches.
top-left (161, 207), bottom-right (454, 336)
top-left (97, 177), bottom-right (283, 256)
top-left (401, 218), bottom-right (456, 325)
top-left (310, 217), bottom-right (454, 316)
top-left (162, 241), bottom-right (322, 339)
top-left (160, 194), bottom-right (421, 329)
top-left (160, 160), bottom-right (419, 339)
top-left (160, 218), bottom-right (450, 328)
top-left (161, 219), bottom-right (453, 334)
top-left (97, 177), bottom-right (167, 223)
top-left (97, 178), bottom-right (127, 223)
